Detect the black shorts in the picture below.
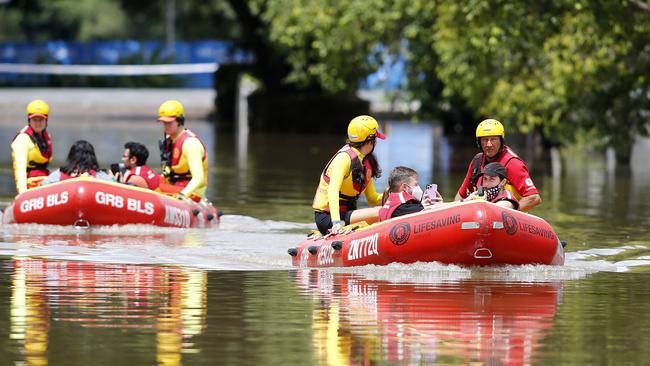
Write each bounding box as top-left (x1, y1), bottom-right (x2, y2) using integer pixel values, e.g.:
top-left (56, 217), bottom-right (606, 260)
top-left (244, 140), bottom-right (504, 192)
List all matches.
top-left (314, 210), bottom-right (353, 235)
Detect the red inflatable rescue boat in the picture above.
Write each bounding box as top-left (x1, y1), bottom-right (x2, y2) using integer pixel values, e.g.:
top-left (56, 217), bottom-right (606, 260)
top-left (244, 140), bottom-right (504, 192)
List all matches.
top-left (289, 200), bottom-right (564, 267)
top-left (1, 177), bottom-right (219, 228)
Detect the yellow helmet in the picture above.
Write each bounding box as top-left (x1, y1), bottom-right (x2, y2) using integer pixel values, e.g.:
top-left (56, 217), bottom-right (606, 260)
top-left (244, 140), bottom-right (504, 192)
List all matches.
top-left (157, 100), bottom-right (184, 122)
top-left (26, 99), bottom-right (49, 118)
top-left (347, 115), bottom-right (386, 143)
top-left (476, 119), bottom-right (505, 138)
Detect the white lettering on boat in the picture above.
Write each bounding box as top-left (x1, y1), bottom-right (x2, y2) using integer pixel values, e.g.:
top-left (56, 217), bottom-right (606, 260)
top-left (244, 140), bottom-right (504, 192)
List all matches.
top-left (46, 191), bottom-right (68, 207)
top-left (164, 205), bottom-right (190, 227)
top-left (95, 191), bottom-right (124, 208)
top-left (19, 191), bottom-right (70, 213)
top-left (20, 197), bottom-right (43, 213)
top-left (317, 244), bottom-right (334, 265)
top-left (127, 198), bottom-right (155, 215)
top-left (347, 233), bottom-right (379, 261)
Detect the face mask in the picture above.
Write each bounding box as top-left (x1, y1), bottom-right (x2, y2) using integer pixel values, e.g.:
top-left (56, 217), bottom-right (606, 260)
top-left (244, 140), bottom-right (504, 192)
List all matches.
top-left (409, 185), bottom-right (424, 202)
top-left (484, 185), bottom-right (501, 201)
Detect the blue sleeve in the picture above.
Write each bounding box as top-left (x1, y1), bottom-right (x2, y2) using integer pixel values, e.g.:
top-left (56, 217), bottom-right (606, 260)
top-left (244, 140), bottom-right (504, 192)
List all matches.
top-left (40, 169), bottom-right (61, 185)
top-left (96, 171), bottom-right (115, 182)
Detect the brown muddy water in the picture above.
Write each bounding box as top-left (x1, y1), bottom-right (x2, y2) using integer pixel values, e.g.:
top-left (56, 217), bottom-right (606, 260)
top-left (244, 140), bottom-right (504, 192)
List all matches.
top-left (1, 116), bottom-right (650, 365)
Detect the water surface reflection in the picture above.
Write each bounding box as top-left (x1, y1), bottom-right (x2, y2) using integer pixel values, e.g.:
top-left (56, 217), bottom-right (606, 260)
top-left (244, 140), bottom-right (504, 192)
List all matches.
top-left (6, 257), bottom-right (207, 366)
top-left (294, 270), bottom-right (563, 365)
top-left (2, 257), bottom-right (565, 366)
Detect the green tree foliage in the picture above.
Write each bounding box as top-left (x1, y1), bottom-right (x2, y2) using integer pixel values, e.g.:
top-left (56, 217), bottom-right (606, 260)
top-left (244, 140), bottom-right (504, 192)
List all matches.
top-left (262, 0), bottom-right (404, 95)
top-left (0, 0), bottom-right (238, 42)
top-left (1, 0), bottom-right (127, 41)
top-left (432, 0), bottom-right (650, 159)
top-left (2, 0), bottom-right (648, 159)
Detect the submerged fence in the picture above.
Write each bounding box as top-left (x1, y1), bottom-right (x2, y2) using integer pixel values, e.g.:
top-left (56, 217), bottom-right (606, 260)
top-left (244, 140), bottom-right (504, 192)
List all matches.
top-left (0, 40), bottom-right (250, 88)
top-left (0, 40), bottom-right (406, 90)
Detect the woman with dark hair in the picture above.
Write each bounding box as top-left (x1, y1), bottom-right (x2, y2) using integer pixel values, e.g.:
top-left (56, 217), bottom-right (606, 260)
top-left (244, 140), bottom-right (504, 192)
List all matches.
top-left (312, 115), bottom-right (386, 235)
top-left (41, 140), bottom-right (113, 185)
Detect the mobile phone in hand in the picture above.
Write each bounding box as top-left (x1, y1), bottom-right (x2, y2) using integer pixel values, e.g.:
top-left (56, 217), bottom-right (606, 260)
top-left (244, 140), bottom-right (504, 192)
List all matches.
top-left (426, 183), bottom-right (438, 198)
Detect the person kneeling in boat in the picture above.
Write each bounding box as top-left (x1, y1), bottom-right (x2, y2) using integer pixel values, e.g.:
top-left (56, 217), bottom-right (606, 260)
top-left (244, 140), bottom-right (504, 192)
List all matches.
top-left (156, 100), bottom-right (208, 202)
top-left (378, 166), bottom-right (443, 221)
top-left (462, 162), bottom-right (519, 209)
top-left (455, 119), bottom-right (540, 211)
top-left (41, 140), bottom-right (113, 185)
top-left (312, 115), bottom-right (386, 235)
top-left (114, 142), bottom-right (161, 190)
top-left (11, 99), bottom-right (54, 194)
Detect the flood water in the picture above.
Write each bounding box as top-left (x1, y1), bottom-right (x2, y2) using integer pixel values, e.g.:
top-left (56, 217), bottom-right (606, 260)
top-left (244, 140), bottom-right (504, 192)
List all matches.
top-left (1, 116), bottom-right (650, 365)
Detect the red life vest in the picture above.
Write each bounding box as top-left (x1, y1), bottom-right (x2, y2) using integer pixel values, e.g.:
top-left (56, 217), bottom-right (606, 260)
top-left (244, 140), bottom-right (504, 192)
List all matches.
top-left (468, 145), bottom-right (522, 190)
top-left (60, 170), bottom-right (97, 181)
top-left (161, 129), bottom-right (207, 184)
top-left (490, 189), bottom-right (520, 210)
top-left (379, 191), bottom-right (419, 221)
top-left (13, 126), bottom-right (53, 177)
top-left (321, 145), bottom-right (373, 211)
top-left (124, 165), bottom-right (161, 190)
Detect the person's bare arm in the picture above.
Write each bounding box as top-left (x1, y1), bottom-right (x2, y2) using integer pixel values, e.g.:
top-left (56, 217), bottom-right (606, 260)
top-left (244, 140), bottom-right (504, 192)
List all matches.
top-left (126, 175), bottom-right (149, 189)
top-left (518, 194), bottom-right (542, 211)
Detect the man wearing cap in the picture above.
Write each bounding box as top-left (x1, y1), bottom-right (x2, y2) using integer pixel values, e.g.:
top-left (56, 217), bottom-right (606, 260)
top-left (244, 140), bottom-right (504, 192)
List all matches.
top-left (463, 162), bottom-right (519, 209)
top-left (455, 119), bottom-right (541, 211)
top-left (157, 100), bottom-right (208, 201)
top-left (312, 115), bottom-right (386, 235)
top-left (11, 99), bottom-right (54, 194)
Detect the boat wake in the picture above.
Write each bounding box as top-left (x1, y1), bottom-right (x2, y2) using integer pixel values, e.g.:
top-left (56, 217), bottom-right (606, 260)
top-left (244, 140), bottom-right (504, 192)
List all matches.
top-left (1, 216), bottom-right (647, 277)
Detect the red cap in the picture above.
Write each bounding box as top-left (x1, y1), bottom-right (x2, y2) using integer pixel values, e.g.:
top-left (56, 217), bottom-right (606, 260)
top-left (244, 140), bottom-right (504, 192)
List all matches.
top-left (157, 116), bottom-right (177, 123)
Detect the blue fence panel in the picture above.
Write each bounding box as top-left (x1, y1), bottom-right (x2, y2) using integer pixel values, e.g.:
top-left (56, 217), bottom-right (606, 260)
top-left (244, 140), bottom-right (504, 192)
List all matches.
top-left (0, 40), bottom-right (405, 89)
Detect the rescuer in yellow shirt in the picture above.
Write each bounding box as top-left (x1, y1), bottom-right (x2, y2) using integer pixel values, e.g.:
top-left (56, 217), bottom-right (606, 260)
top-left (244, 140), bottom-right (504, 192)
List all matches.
top-left (312, 115), bottom-right (386, 235)
top-left (157, 100), bottom-right (208, 201)
top-left (11, 100), bottom-right (54, 194)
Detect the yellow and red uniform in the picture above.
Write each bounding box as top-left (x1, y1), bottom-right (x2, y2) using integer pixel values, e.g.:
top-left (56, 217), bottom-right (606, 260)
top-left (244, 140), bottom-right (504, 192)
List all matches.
top-left (161, 129), bottom-right (208, 199)
top-left (312, 145), bottom-right (383, 222)
top-left (11, 126), bottom-right (53, 194)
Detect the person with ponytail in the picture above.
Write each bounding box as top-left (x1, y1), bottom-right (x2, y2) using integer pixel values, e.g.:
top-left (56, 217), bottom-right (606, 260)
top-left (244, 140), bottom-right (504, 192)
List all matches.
top-left (312, 115), bottom-right (386, 235)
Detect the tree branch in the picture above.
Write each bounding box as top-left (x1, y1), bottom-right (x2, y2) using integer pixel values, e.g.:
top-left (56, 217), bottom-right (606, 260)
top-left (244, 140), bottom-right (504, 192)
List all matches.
top-left (630, 0), bottom-right (650, 13)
